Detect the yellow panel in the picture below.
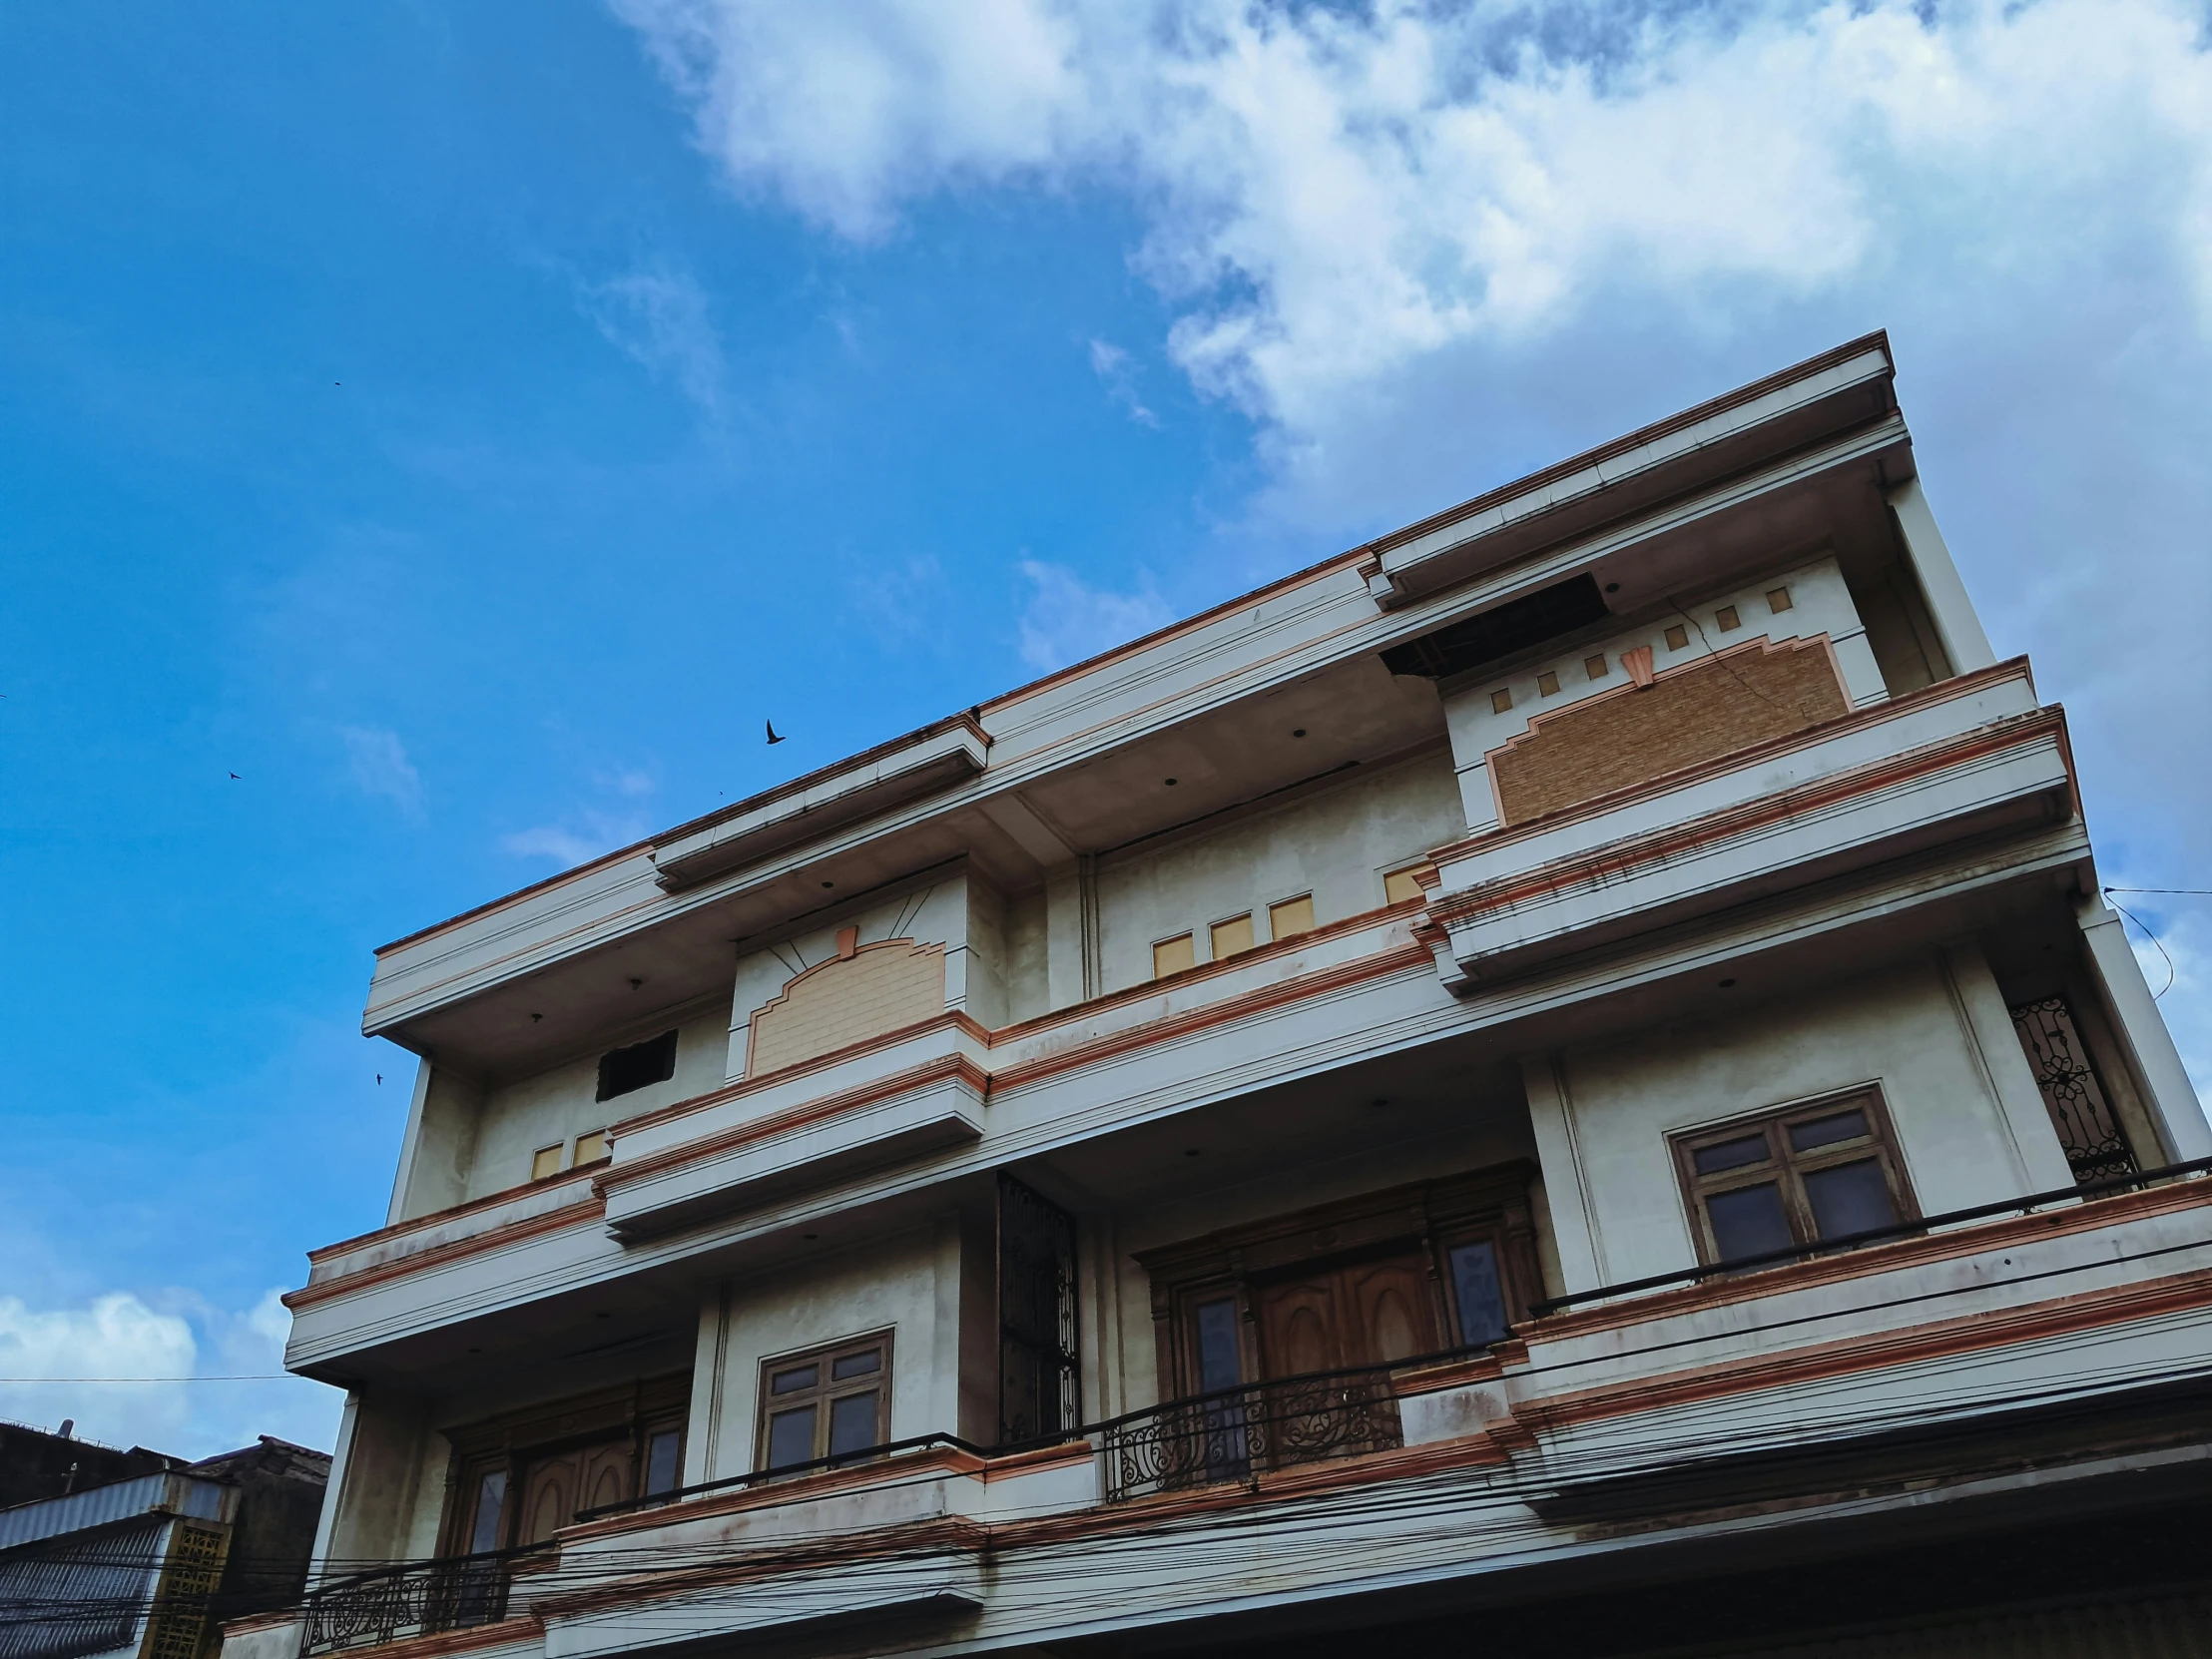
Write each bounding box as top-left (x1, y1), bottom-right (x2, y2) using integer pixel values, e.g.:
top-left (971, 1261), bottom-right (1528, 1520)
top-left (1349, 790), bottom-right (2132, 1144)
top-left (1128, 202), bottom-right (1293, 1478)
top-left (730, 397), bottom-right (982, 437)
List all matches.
top-left (1153, 934), bottom-right (1196, 978)
top-left (574, 1129), bottom-right (609, 1166)
top-left (531, 1144), bottom-right (564, 1182)
top-left (1210, 914), bottom-right (1255, 959)
top-left (1383, 867), bottom-right (1427, 905)
top-left (1269, 895), bottom-right (1317, 939)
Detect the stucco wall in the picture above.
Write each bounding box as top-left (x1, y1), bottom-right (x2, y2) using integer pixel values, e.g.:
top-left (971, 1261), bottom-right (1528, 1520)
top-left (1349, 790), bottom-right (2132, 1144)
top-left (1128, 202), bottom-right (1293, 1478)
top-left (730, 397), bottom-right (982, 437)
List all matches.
top-left (724, 867), bottom-right (988, 1077)
top-left (1094, 747), bottom-right (1461, 996)
top-left (1524, 952), bottom-right (2077, 1292)
top-left (686, 1217), bottom-right (988, 1483)
top-left (462, 1008), bottom-right (728, 1202)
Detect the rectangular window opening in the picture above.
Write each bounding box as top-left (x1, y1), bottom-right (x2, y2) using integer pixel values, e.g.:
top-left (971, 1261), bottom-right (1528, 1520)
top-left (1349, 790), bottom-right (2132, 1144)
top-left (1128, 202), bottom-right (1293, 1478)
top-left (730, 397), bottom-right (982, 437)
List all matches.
top-left (1383, 865), bottom-right (1431, 906)
top-left (597, 1029), bottom-right (678, 1103)
top-left (1767, 585), bottom-right (1794, 614)
top-left (1210, 913), bottom-right (1256, 960)
top-left (1153, 933), bottom-right (1196, 979)
top-left (1663, 624), bottom-right (1689, 651)
top-left (573, 1129), bottom-right (609, 1166)
top-left (1584, 653), bottom-right (1609, 681)
top-left (1489, 688), bottom-right (1513, 714)
top-left (757, 1335), bottom-right (892, 1472)
top-left (529, 1144), bottom-right (564, 1183)
top-left (1268, 894), bottom-right (1316, 940)
top-left (1536, 670), bottom-right (1560, 697)
top-left (1674, 1092), bottom-right (1915, 1267)
top-left (1715, 604), bottom-right (1742, 632)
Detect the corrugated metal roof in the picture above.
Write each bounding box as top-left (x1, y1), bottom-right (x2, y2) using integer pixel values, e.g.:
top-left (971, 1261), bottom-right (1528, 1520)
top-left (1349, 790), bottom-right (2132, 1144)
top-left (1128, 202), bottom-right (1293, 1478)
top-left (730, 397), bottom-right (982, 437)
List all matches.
top-left (0, 1473), bottom-right (233, 1552)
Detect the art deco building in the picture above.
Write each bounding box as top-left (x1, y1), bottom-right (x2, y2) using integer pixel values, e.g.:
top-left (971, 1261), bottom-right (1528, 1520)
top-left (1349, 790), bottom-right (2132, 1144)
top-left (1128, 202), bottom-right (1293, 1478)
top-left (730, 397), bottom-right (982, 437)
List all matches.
top-left (234, 335), bottom-right (2212, 1659)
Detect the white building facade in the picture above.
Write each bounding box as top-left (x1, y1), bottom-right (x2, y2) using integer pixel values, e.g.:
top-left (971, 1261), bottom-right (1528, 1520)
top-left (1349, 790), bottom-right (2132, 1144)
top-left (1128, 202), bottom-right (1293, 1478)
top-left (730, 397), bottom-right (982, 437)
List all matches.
top-left (243, 335), bottom-right (2212, 1659)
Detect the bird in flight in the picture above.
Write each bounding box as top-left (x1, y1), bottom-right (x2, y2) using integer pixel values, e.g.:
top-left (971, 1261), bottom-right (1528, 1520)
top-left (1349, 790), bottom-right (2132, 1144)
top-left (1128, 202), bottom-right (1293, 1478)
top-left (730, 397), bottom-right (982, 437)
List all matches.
top-left (766, 720), bottom-right (786, 745)
top-left (229, 772), bottom-right (242, 780)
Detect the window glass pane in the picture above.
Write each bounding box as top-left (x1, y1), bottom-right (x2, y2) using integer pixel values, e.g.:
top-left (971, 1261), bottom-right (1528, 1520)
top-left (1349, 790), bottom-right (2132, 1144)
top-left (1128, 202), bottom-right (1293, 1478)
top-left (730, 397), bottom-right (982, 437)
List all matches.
top-left (1788, 1109), bottom-right (1870, 1153)
top-left (1194, 1297), bottom-right (1242, 1392)
top-left (1706, 1182), bottom-right (1793, 1260)
top-left (827, 1392), bottom-right (879, 1457)
top-left (1802, 1159), bottom-right (1898, 1240)
top-left (830, 1350), bottom-right (880, 1381)
top-left (766, 1405), bottom-right (817, 1469)
top-left (1692, 1134), bottom-right (1771, 1176)
top-left (770, 1363), bottom-right (819, 1394)
top-left (644, 1430), bottom-right (682, 1496)
top-left (1448, 1240), bottom-right (1508, 1348)
top-left (467, 1471), bottom-right (507, 1554)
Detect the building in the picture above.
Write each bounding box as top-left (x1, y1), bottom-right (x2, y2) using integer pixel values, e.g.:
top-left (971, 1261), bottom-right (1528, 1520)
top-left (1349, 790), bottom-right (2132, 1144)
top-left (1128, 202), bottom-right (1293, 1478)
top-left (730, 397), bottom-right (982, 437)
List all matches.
top-left (248, 334), bottom-right (2211, 1659)
top-left (0, 1426), bottom-right (328, 1659)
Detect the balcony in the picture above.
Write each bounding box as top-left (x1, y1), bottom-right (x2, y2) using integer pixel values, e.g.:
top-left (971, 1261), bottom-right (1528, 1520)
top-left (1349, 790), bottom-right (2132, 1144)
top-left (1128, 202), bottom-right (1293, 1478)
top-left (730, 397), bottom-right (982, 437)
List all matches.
top-left (265, 1159), bottom-right (2212, 1659)
top-left (1423, 660), bottom-right (2072, 989)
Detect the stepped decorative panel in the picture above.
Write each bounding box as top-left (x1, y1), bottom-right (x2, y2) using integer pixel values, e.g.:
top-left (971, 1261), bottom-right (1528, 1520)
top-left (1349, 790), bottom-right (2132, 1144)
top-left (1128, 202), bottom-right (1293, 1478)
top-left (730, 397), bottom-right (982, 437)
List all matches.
top-left (1489, 637), bottom-right (1850, 827)
top-left (748, 941), bottom-right (945, 1077)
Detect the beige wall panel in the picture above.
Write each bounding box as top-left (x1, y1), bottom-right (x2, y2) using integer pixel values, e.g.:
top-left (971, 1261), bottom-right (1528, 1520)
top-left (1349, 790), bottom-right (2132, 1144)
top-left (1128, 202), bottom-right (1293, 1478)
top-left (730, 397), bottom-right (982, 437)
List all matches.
top-left (747, 942), bottom-right (946, 1077)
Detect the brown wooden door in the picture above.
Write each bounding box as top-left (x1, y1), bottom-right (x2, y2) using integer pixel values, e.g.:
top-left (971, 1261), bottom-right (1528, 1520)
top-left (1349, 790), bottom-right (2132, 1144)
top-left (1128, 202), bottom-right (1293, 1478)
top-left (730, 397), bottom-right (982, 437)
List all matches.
top-left (515, 1437), bottom-right (634, 1543)
top-left (1253, 1248), bottom-right (1439, 1381)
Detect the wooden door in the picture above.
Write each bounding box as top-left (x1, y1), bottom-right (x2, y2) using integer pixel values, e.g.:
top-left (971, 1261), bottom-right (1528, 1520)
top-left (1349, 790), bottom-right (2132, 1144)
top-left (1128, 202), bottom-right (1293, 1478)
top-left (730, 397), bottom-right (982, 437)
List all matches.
top-left (1253, 1248), bottom-right (1439, 1381)
top-left (514, 1436), bottom-right (634, 1544)
top-left (515, 1450), bottom-right (578, 1545)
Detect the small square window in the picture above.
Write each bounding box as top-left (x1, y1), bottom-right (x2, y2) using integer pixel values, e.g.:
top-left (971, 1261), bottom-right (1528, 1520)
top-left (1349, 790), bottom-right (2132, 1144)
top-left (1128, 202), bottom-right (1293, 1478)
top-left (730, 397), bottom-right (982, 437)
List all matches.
top-left (1767, 585), bottom-right (1793, 614)
top-left (1715, 605), bottom-right (1741, 632)
top-left (1153, 933), bottom-right (1196, 979)
top-left (1268, 894), bottom-right (1316, 940)
top-left (1383, 865), bottom-right (1431, 905)
top-left (1536, 670), bottom-right (1560, 697)
top-left (757, 1334), bottom-right (891, 1472)
top-left (1584, 654), bottom-right (1609, 681)
top-left (530, 1144), bottom-right (564, 1183)
top-left (1210, 914), bottom-right (1255, 960)
top-left (1673, 1091), bottom-right (1915, 1267)
top-left (1489, 688), bottom-right (1513, 715)
top-left (573, 1129), bottom-right (609, 1166)
top-left (1663, 624), bottom-right (1689, 651)
top-left (597, 1030), bottom-right (678, 1103)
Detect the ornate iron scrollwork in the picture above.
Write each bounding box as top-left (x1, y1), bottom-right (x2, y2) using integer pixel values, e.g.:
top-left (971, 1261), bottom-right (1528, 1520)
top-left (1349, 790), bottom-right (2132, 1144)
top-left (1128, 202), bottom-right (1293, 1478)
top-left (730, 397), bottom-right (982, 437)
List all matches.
top-left (1100, 1371), bottom-right (1403, 1502)
top-left (997, 1173), bottom-right (1081, 1444)
top-left (2008, 996), bottom-right (2137, 1183)
top-left (299, 1551), bottom-right (532, 1656)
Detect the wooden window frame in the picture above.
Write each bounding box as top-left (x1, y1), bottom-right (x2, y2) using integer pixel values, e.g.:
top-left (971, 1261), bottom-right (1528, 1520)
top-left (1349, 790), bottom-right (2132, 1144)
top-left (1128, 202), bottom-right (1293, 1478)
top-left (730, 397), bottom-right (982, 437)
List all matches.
top-left (1135, 1164), bottom-right (1541, 1400)
top-left (755, 1331), bottom-right (894, 1472)
top-left (437, 1373), bottom-right (690, 1557)
top-left (1670, 1087), bottom-right (1918, 1267)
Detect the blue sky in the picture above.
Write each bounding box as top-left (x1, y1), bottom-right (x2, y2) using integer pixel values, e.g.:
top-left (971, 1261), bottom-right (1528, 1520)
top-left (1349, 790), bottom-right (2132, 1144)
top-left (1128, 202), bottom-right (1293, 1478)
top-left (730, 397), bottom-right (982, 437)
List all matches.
top-left (4, 0), bottom-right (2209, 1458)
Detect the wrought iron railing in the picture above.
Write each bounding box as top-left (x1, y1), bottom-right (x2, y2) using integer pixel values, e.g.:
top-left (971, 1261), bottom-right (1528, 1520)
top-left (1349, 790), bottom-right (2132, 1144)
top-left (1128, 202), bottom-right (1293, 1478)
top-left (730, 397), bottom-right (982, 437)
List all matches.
top-left (1526, 1154), bottom-right (2212, 1317)
top-left (1098, 1367), bottom-right (1404, 1503)
top-left (298, 1547), bottom-right (549, 1656)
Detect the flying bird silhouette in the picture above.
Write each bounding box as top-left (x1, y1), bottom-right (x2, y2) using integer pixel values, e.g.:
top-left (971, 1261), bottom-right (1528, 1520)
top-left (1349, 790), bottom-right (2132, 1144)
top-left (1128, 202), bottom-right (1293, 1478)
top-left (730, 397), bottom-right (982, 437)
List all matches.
top-left (229, 772), bottom-right (242, 780)
top-left (766, 721), bottom-right (786, 745)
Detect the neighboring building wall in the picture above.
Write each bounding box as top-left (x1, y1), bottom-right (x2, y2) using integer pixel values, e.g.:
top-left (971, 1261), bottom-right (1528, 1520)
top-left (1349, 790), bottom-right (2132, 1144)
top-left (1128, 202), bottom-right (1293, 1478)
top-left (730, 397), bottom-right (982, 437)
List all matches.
top-left (0, 1424), bottom-right (182, 1511)
top-left (1094, 747), bottom-right (1462, 995)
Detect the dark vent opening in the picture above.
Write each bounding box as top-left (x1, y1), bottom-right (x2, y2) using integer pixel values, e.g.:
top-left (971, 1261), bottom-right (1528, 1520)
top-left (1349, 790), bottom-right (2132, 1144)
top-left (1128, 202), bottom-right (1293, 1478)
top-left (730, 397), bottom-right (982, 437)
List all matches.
top-left (1380, 573), bottom-right (1610, 681)
top-left (597, 1030), bottom-right (679, 1102)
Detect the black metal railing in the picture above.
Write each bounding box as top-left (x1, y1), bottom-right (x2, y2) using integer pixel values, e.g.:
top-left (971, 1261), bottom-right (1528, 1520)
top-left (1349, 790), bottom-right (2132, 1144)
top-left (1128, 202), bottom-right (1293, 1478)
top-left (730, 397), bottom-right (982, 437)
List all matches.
top-left (298, 1547), bottom-right (550, 1656)
top-left (1098, 1367), bottom-right (1404, 1502)
top-left (1527, 1154), bottom-right (2212, 1317)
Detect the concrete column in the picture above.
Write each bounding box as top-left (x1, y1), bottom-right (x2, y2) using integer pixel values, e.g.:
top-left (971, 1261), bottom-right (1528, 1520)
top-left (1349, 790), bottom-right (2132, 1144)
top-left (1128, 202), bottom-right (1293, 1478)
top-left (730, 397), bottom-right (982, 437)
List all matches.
top-left (2077, 896), bottom-right (2211, 1161)
top-left (1885, 477), bottom-right (1997, 676)
top-left (1519, 1053), bottom-right (1609, 1292)
top-left (1938, 944), bottom-right (2075, 1191)
top-left (304, 1393), bottom-right (361, 1586)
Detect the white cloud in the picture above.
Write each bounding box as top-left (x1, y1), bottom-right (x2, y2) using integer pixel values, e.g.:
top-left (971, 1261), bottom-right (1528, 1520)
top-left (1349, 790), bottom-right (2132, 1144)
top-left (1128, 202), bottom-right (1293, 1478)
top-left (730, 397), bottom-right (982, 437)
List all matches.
top-left (500, 815), bottom-right (646, 867)
top-left (0, 1293), bottom-right (198, 1451)
top-left (616, 0), bottom-right (2212, 1058)
top-left (1015, 558), bottom-right (1173, 672)
top-left (340, 725), bottom-right (424, 819)
top-left (573, 264), bottom-right (729, 414)
top-left (1087, 338), bottom-right (1157, 426)
top-left (0, 1289), bottom-right (342, 1460)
